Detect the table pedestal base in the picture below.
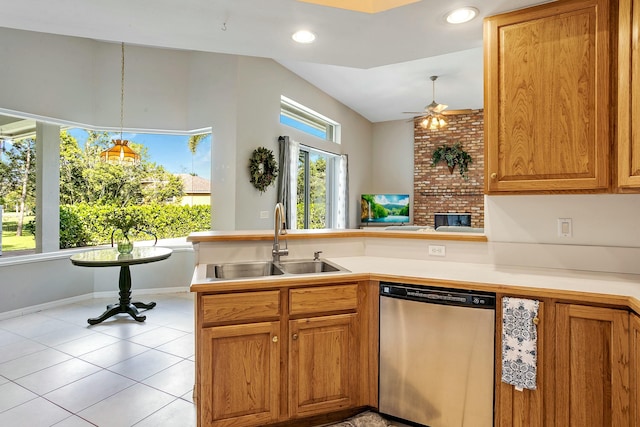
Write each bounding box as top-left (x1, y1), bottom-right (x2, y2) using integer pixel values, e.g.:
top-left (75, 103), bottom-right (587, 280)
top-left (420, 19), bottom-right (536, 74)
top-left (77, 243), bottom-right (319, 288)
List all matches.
top-left (89, 301), bottom-right (156, 325)
top-left (87, 265), bottom-right (156, 325)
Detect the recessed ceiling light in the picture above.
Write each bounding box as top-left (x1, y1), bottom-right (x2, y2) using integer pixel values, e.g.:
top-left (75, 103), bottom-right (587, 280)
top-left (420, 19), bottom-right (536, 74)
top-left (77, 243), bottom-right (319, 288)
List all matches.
top-left (292, 30), bottom-right (316, 44)
top-left (445, 7), bottom-right (479, 24)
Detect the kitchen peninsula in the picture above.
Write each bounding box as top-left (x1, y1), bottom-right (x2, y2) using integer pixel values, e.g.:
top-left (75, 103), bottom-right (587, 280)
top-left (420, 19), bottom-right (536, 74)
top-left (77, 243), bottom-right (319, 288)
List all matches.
top-left (189, 229), bottom-right (640, 427)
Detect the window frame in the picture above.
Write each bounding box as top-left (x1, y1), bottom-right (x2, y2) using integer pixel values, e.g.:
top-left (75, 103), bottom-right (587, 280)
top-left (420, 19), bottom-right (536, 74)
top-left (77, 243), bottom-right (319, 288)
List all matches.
top-left (280, 96), bottom-right (340, 143)
top-left (0, 107), bottom-right (212, 259)
top-left (296, 145), bottom-right (340, 229)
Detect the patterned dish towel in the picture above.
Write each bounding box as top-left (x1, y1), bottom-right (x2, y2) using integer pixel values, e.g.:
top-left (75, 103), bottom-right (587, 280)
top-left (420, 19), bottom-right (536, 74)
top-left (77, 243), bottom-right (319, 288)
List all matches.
top-left (501, 297), bottom-right (539, 391)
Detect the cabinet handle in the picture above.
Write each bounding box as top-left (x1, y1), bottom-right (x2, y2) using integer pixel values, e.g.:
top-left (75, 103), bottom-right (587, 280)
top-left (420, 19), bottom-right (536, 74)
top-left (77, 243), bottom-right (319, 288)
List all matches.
top-left (272, 335), bottom-right (278, 343)
top-left (490, 172), bottom-right (497, 179)
top-left (533, 317), bottom-right (540, 325)
top-left (292, 333), bottom-right (298, 340)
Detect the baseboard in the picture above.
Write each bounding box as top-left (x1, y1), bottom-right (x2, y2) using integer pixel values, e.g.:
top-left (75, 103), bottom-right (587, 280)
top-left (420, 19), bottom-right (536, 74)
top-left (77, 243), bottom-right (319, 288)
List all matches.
top-left (0, 293), bottom-right (94, 321)
top-left (0, 286), bottom-right (191, 321)
top-left (92, 286), bottom-right (191, 299)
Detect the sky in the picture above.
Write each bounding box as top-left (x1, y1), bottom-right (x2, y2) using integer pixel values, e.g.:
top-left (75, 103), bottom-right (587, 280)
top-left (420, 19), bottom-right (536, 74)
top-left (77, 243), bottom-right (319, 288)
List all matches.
top-left (66, 128), bottom-right (212, 178)
top-left (372, 194), bottom-right (410, 206)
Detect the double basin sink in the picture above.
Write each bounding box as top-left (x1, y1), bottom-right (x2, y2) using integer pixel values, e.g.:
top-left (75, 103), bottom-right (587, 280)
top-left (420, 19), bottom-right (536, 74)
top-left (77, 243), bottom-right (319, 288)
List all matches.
top-left (206, 258), bottom-right (348, 281)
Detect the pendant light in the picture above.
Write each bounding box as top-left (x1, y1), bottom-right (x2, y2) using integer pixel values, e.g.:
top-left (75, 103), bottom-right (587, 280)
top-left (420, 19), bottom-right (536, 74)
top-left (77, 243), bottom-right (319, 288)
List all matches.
top-left (100, 42), bottom-right (140, 165)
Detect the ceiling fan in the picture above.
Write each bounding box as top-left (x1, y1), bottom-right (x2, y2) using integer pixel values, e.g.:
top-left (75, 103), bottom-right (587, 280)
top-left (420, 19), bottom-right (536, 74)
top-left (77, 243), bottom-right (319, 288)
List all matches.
top-left (404, 75), bottom-right (472, 129)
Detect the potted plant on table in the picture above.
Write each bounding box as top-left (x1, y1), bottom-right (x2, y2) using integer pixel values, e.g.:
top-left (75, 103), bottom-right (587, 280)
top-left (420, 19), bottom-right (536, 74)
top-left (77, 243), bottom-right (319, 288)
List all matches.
top-left (107, 208), bottom-right (142, 254)
top-left (430, 142), bottom-right (473, 179)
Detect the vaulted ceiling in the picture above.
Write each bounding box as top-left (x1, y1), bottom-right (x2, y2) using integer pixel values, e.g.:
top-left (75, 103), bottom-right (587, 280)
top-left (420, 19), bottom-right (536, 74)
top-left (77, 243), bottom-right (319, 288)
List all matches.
top-left (0, 0), bottom-right (547, 122)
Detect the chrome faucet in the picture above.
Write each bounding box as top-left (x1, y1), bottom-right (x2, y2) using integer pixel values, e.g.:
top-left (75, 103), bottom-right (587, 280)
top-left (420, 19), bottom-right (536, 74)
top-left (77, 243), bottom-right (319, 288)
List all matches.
top-left (272, 202), bottom-right (288, 262)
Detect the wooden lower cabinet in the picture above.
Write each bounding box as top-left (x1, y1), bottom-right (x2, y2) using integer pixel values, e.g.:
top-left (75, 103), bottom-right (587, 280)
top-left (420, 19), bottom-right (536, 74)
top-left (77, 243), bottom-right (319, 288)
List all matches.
top-left (199, 321), bottom-right (281, 427)
top-left (495, 296), bottom-right (551, 427)
top-left (496, 298), bottom-right (635, 427)
top-left (555, 304), bottom-right (630, 426)
top-left (632, 313), bottom-right (640, 426)
top-left (196, 282), bottom-right (370, 427)
top-left (289, 313), bottom-right (357, 418)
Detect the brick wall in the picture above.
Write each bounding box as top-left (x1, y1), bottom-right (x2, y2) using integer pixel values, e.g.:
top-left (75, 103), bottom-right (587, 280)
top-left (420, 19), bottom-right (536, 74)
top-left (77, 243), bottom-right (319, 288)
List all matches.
top-left (413, 109), bottom-right (484, 228)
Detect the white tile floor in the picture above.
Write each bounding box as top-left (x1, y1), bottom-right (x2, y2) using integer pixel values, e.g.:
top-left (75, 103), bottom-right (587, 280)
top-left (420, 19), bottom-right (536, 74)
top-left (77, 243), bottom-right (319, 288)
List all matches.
top-left (0, 292), bottom-right (196, 427)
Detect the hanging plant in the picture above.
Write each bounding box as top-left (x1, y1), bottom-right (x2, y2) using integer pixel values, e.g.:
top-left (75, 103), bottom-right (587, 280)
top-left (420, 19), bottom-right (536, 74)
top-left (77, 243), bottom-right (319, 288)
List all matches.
top-left (249, 147), bottom-right (279, 193)
top-left (431, 142), bottom-right (473, 179)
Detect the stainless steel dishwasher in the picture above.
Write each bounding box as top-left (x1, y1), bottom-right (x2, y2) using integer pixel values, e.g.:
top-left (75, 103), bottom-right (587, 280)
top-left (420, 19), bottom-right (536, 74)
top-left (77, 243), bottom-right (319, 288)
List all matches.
top-left (378, 282), bottom-right (496, 427)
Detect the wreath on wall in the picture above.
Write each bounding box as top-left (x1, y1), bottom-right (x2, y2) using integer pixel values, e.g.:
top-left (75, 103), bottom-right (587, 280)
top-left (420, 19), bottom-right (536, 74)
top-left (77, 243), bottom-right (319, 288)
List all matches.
top-left (249, 147), bottom-right (279, 193)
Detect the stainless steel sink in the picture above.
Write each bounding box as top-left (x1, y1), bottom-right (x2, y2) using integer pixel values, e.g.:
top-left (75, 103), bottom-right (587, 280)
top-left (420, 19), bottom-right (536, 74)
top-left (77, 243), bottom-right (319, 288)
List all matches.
top-left (277, 259), bottom-right (346, 274)
top-left (207, 261), bottom-right (284, 280)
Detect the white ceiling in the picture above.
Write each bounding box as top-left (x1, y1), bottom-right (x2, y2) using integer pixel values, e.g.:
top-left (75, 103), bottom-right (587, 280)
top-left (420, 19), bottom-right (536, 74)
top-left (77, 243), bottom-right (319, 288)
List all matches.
top-left (0, 0), bottom-right (547, 123)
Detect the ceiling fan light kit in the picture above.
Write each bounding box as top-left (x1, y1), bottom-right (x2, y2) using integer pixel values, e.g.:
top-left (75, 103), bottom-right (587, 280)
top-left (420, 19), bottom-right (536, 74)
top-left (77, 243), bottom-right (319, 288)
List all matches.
top-left (403, 74), bottom-right (474, 129)
top-left (421, 116), bottom-right (446, 129)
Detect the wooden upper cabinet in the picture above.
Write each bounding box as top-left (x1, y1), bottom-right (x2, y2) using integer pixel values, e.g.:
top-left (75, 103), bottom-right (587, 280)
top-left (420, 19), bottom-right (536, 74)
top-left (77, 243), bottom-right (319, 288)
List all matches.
top-left (617, 0), bottom-right (640, 190)
top-left (484, 0), bottom-right (611, 193)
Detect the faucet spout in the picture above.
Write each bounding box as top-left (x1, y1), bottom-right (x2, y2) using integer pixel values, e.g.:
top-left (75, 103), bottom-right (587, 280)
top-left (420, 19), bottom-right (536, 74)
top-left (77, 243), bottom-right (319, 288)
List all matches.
top-left (273, 202), bottom-right (288, 262)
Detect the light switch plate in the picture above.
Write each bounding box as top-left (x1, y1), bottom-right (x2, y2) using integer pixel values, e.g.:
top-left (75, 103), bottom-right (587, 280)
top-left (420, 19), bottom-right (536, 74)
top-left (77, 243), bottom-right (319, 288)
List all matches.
top-left (557, 218), bottom-right (572, 237)
top-left (260, 211), bottom-right (269, 219)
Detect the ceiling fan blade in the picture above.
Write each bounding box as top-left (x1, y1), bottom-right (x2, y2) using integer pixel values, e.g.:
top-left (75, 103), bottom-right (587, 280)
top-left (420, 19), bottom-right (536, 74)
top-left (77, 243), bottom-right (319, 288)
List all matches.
top-left (402, 111), bottom-right (426, 115)
top-left (426, 101), bottom-right (448, 114)
top-left (442, 109), bottom-right (474, 115)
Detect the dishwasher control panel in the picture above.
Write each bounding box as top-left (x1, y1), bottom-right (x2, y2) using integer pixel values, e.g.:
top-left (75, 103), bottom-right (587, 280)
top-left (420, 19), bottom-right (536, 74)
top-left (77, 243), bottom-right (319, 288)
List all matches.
top-left (380, 282), bottom-right (496, 309)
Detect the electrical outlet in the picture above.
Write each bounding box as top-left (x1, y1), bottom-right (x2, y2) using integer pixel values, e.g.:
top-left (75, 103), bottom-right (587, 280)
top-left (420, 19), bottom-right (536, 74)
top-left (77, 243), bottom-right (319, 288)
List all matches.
top-left (557, 218), bottom-right (572, 237)
top-left (428, 245), bottom-right (446, 257)
top-left (260, 211), bottom-right (269, 219)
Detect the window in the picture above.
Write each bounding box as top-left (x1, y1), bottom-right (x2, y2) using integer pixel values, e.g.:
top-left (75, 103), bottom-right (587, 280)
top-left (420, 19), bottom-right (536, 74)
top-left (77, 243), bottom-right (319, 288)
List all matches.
top-left (280, 96), bottom-right (339, 142)
top-left (0, 109), bottom-right (213, 257)
top-left (279, 100), bottom-right (347, 230)
top-left (295, 146), bottom-right (347, 229)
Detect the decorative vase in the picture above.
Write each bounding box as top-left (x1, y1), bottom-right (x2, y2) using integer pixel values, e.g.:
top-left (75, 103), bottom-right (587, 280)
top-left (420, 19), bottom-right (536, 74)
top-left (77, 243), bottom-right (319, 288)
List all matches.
top-left (114, 229), bottom-right (133, 254)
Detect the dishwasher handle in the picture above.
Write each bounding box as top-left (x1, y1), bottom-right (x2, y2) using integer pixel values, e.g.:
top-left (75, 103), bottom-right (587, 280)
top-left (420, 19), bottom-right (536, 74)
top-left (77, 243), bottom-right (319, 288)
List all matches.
top-left (380, 282), bottom-right (496, 309)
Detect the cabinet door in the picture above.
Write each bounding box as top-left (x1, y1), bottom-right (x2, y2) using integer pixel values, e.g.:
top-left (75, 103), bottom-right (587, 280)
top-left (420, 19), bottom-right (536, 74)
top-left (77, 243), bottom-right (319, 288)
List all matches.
top-left (617, 0), bottom-right (640, 189)
top-left (199, 322), bottom-right (280, 427)
top-left (289, 313), bottom-right (357, 418)
top-left (632, 313), bottom-right (640, 427)
top-left (484, 0), bottom-right (610, 193)
top-left (555, 304), bottom-right (630, 426)
top-left (495, 298), bottom-right (550, 427)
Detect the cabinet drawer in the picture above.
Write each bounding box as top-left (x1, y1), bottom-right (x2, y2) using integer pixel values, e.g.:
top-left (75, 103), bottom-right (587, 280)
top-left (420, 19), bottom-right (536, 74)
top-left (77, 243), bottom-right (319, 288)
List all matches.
top-left (202, 290), bottom-right (280, 323)
top-left (289, 284), bottom-right (358, 316)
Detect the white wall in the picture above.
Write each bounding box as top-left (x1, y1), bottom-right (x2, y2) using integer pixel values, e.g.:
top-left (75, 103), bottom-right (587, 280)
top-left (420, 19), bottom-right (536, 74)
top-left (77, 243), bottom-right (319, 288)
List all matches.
top-left (0, 28), bottom-right (95, 125)
top-left (0, 27), bottom-right (373, 232)
top-left (233, 56), bottom-right (373, 230)
top-left (371, 120), bottom-right (414, 193)
top-left (486, 194), bottom-right (640, 247)
top-left (92, 43), bottom-right (192, 131)
top-left (370, 119), bottom-right (640, 252)
top-left (0, 27), bottom-right (373, 314)
top-left (371, 120), bottom-right (415, 219)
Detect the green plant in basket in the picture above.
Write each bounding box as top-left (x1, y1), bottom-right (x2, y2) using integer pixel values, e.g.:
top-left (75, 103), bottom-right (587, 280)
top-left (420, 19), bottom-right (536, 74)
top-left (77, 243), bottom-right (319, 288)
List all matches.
top-left (431, 142), bottom-right (473, 179)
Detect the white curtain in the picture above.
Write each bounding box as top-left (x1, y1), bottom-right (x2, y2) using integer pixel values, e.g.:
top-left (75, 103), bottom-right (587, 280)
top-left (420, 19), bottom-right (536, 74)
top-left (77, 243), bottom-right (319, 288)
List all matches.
top-left (336, 154), bottom-right (349, 229)
top-left (277, 136), bottom-right (299, 229)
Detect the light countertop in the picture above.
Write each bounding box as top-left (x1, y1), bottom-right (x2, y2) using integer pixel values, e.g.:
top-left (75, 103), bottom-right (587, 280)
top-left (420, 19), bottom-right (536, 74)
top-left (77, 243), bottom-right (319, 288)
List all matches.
top-left (190, 255), bottom-right (640, 313)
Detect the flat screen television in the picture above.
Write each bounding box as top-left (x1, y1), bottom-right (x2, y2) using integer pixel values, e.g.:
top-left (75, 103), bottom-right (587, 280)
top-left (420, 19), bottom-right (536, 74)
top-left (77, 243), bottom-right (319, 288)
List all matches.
top-left (361, 194), bottom-right (411, 225)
